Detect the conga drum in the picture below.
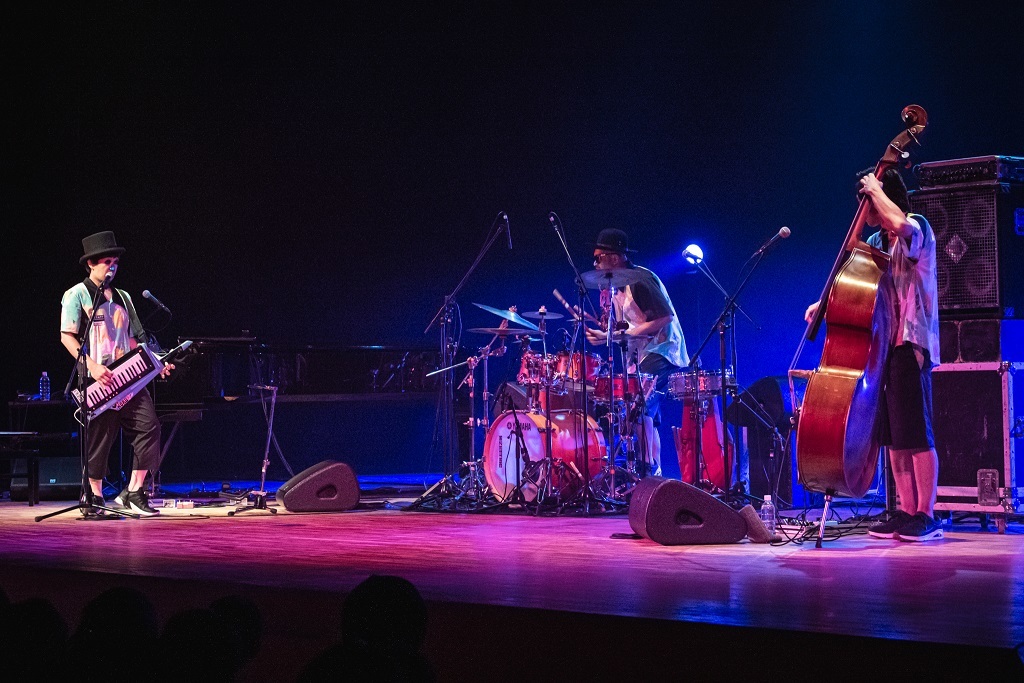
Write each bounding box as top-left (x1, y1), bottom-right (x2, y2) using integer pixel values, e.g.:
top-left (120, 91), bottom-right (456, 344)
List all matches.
top-left (673, 397), bottom-right (729, 490)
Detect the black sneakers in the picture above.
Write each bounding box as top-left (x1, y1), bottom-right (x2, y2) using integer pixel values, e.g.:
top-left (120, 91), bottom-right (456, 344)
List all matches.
top-left (111, 488), bottom-right (130, 509)
top-left (87, 493), bottom-right (108, 517)
top-left (897, 512), bottom-right (944, 542)
top-left (124, 489), bottom-right (160, 517)
top-left (867, 510), bottom-right (913, 539)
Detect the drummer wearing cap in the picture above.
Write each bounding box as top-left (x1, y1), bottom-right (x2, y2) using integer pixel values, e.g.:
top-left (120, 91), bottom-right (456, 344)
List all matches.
top-left (585, 228), bottom-right (688, 476)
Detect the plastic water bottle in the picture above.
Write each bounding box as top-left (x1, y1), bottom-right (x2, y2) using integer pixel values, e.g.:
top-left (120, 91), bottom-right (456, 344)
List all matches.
top-left (760, 494), bottom-right (777, 535)
top-left (39, 371), bottom-right (51, 401)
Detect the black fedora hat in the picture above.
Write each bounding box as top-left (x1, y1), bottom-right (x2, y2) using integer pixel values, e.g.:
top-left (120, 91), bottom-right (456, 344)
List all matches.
top-left (593, 228), bottom-right (636, 254)
top-left (79, 231), bottom-right (125, 265)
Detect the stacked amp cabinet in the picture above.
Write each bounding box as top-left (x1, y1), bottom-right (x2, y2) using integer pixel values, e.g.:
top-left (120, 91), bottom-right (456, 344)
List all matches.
top-left (909, 155), bottom-right (1024, 528)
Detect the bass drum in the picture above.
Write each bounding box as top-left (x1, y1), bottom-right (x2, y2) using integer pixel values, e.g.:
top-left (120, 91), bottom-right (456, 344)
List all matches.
top-left (483, 410), bottom-right (606, 502)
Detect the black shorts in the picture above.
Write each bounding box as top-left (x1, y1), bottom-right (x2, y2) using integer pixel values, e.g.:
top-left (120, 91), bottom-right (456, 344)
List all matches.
top-left (880, 344), bottom-right (935, 451)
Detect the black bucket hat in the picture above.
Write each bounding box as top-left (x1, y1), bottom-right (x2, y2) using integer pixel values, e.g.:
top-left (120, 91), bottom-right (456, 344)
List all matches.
top-left (80, 231), bottom-right (125, 265)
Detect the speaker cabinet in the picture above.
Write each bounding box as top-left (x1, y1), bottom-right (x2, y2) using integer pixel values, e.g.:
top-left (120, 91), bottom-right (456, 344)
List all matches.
top-left (939, 318), bottom-right (1024, 363)
top-left (9, 456), bottom-right (81, 501)
top-left (909, 182), bottom-right (1024, 318)
top-left (276, 460), bottom-right (360, 512)
top-left (628, 476), bottom-right (747, 545)
top-left (932, 362), bottom-right (1023, 514)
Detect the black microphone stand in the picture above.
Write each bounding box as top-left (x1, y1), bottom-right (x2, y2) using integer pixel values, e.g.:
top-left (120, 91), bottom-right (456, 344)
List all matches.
top-left (37, 278), bottom-right (140, 522)
top-left (686, 243), bottom-right (775, 508)
top-left (408, 212), bottom-right (508, 512)
top-left (548, 213), bottom-right (613, 515)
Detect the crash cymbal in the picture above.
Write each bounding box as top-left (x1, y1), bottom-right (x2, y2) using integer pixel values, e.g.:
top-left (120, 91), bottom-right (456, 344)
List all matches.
top-left (467, 327), bottom-right (545, 338)
top-left (580, 268), bottom-right (644, 290)
top-left (521, 310), bottom-right (565, 320)
top-left (473, 303), bottom-right (540, 331)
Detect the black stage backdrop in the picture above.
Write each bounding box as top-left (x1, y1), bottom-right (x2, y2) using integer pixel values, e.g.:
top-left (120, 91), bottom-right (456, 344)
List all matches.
top-left (7, 3), bottom-right (1023, 470)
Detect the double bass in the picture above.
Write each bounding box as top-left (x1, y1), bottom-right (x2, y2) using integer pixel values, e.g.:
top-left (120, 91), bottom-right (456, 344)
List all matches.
top-left (790, 105), bottom-right (928, 515)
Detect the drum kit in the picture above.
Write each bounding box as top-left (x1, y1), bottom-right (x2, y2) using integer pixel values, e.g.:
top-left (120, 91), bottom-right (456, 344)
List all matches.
top-left (441, 266), bottom-right (688, 512)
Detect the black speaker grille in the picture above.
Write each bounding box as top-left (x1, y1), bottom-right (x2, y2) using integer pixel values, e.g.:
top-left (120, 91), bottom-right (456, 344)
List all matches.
top-left (910, 183), bottom-right (1024, 316)
top-left (913, 187), bottom-right (998, 311)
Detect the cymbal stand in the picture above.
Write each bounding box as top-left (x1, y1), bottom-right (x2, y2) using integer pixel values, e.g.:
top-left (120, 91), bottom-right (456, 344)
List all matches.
top-left (409, 211), bottom-right (509, 512)
top-left (454, 335), bottom-right (504, 507)
top-left (229, 384), bottom-right (279, 516)
top-left (484, 337), bottom-right (536, 512)
top-left (534, 309), bottom-right (559, 508)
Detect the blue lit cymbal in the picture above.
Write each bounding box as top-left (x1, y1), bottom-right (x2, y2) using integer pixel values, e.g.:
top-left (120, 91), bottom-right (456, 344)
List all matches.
top-left (472, 303), bottom-right (540, 331)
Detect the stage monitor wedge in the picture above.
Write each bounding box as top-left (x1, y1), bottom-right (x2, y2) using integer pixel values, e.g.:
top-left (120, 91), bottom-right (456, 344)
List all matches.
top-left (276, 460), bottom-right (360, 512)
top-left (628, 477), bottom-right (747, 545)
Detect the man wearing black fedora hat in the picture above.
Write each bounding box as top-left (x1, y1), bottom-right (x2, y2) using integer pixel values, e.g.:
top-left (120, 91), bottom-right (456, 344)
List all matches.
top-left (586, 228), bottom-right (688, 477)
top-left (60, 231), bottom-right (172, 517)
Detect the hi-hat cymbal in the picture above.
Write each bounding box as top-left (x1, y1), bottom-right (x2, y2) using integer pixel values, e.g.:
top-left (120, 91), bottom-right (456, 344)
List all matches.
top-left (473, 303), bottom-right (540, 331)
top-left (521, 310), bottom-right (565, 320)
top-left (580, 268), bottom-right (644, 290)
top-left (467, 327), bottom-right (545, 337)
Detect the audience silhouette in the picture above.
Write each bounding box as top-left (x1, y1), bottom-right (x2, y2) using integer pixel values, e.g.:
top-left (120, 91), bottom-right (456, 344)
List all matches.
top-left (211, 593), bottom-right (264, 674)
top-left (298, 574), bottom-right (435, 682)
top-left (0, 576), bottom-right (435, 682)
top-left (0, 596), bottom-right (71, 679)
top-left (68, 585), bottom-right (160, 679)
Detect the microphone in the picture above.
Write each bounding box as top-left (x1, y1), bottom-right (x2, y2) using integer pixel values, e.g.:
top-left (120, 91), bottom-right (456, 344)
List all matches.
top-left (682, 244), bottom-right (704, 265)
top-left (100, 270), bottom-right (115, 288)
top-left (504, 213), bottom-right (511, 249)
top-left (142, 290), bottom-right (172, 314)
top-left (753, 227), bottom-right (791, 256)
top-left (549, 212), bottom-right (561, 234)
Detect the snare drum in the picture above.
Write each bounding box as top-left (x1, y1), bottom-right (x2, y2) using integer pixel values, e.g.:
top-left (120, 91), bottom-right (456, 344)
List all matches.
top-left (667, 369), bottom-right (734, 400)
top-left (483, 410), bottom-right (606, 502)
top-left (593, 373), bottom-right (654, 404)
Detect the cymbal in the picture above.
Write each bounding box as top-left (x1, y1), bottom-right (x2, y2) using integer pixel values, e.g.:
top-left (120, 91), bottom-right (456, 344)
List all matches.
top-left (521, 310), bottom-right (565, 320)
top-left (473, 303), bottom-right (540, 331)
top-left (467, 327), bottom-right (545, 337)
top-left (580, 268), bottom-right (644, 290)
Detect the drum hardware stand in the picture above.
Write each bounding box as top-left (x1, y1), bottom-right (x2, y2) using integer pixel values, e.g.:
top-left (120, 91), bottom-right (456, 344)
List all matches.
top-left (484, 336), bottom-right (541, 513)
top-left (410, 212), bottom-right (510, 512)
top-left (453, 336), bottom-right (506, 507)
top-left (534, 308), bottom-right (558, 508)
top-left (38, 279), bottom-right (140, 522)
top-left (228, 384), bottom-right (280, 516)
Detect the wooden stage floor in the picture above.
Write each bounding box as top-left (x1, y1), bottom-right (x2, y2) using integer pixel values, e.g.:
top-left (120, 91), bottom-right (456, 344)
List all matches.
top-left (1, 495), bottom-right (1023, 679)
